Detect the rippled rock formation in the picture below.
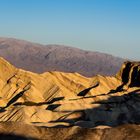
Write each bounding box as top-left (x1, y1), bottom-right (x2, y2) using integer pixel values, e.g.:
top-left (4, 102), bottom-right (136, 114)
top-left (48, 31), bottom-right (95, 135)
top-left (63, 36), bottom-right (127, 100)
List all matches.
top-left (0, 58), bottom-right (140, 139)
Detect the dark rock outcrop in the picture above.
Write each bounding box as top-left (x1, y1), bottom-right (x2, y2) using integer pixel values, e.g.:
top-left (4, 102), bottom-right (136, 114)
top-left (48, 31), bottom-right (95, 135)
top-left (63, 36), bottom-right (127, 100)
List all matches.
top-left (116, 61), bottom-right (140, 88)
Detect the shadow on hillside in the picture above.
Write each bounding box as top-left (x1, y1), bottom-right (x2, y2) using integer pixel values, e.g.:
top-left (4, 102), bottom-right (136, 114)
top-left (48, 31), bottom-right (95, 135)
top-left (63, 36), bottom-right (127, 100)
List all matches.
top-left (108, 84), bottom-right (125, 93)
top-left (0, 133), bottom-right (36, 140)
top-left (0, 90), bottom-right (28, 113)
top-left (13, 97), bottom-right (64, 109)
top-left (77, 82), bottom-right (99, 96)
top-left (49, 88), bottom-right (140, 127)
top-left (0, 82), bottom-right (31, 112)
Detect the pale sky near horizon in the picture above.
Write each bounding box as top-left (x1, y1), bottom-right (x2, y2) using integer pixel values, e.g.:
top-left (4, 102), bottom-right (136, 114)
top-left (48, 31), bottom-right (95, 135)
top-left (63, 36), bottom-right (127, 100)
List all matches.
top-left (0, 0), bottom-right (140, 60)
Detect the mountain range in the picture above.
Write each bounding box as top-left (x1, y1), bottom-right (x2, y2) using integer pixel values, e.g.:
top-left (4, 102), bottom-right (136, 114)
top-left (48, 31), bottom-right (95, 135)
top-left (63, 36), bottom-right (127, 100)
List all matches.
top-left (0, 37), bottom-right (124, 76)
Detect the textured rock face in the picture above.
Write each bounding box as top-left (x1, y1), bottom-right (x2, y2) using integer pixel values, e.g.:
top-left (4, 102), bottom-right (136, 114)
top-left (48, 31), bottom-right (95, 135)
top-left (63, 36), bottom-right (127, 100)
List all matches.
top-left (0, 57), bottom-right (122, 126)
top-left (0, 58), bottom-right (140, 139)
top-left (116, 61), bottom-right (140, 88)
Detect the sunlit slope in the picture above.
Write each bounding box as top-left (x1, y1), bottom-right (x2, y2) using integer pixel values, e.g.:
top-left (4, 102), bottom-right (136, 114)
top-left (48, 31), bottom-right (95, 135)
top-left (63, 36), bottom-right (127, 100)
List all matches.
top-left (0, 57), bottom-right (140, 128)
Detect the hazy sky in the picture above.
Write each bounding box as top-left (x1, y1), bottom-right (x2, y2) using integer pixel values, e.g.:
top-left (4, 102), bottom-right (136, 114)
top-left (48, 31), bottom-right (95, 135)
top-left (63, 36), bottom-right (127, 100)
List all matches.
top-left (0, 0), bottom-right (140, 60)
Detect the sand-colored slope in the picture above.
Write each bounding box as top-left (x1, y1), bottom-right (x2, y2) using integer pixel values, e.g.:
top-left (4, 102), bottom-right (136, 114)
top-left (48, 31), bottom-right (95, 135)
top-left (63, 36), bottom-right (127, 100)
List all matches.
top-left (0, 57), bottom-right (140, 130)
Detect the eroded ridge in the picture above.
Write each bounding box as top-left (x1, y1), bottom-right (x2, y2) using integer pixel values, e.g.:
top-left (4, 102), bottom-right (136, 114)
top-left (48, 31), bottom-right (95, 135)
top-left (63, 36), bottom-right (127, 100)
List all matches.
top-left (0, 58), bottom-right (140, 130)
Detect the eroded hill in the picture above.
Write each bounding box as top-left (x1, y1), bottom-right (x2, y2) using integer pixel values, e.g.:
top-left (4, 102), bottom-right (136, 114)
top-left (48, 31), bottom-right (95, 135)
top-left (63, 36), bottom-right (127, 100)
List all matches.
top-left (0, 58), bottom-right (140, 139)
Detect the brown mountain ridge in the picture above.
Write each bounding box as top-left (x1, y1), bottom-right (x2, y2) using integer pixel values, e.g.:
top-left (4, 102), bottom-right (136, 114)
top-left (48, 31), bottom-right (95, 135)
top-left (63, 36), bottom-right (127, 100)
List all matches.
top-left (0, 37), bottom-right (124, 76)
